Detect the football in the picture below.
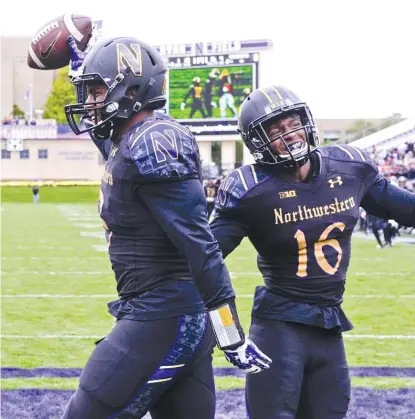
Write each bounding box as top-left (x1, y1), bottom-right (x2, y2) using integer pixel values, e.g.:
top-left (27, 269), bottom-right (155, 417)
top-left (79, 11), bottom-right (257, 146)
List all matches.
top-left (28, 14), bottom-right (93, 70)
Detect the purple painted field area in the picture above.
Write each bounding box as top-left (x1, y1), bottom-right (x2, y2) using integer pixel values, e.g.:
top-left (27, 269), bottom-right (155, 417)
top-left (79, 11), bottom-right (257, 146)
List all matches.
top-left (2, 368), bottom-right (415, 418)
top-left (1, 388), bottom-right (415, 419)
top-left (2, 367), bottom-right (415, 379)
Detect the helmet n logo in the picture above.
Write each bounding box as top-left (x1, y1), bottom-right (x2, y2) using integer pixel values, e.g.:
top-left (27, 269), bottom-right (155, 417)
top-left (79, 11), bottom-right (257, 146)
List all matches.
top-left (328, 176), bottom-right (343, 188)
top-left (116, 44), bottom-right (142, 77)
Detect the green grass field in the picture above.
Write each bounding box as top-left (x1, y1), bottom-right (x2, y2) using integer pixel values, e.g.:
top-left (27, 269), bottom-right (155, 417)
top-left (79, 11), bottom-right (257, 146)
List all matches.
top-left (168, 65), bottom-right (253, 119)
top-left (1, 197), bottom-right (415, 392)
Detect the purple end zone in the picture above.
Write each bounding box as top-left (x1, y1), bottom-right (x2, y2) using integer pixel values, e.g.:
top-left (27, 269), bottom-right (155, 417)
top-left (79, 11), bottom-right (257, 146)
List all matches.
top-left (2, 367), bottom-right (415, 378)
top-left (2, 388), bottom-right (415, 419)
top-left (1, 368), bottom-right (83, 378)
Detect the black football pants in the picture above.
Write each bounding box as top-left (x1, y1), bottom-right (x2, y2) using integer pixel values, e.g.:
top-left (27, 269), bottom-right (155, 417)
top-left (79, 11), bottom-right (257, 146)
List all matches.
top-left (61, 313), bottom-right (215, 419)
top-left (246, 318), bottom-right (351, 419)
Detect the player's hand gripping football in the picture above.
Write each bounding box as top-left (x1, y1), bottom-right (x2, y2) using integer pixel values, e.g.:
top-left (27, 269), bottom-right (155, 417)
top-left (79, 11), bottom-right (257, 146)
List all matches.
top-left (223, 337), bottom-right (272, 374)
top-left (208, 301), bottom-right (272, 374)
top-left (67, 34), bottom-right (95, 78)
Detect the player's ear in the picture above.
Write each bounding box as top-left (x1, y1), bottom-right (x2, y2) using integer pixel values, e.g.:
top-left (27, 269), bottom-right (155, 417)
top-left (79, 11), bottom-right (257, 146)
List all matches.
top-left (126, 87), bottom-right (138, 99)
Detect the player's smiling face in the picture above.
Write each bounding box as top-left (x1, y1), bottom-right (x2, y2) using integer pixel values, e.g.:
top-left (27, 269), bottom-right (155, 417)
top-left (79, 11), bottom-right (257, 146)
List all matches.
top-left (85, 83), bottom-right (107, 122)
top-left (265, 113), bottom-right (306, 157)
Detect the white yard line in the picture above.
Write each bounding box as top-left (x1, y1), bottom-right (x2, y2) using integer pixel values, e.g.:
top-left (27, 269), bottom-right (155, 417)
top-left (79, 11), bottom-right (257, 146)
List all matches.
top-left (66, 216), bottom-right (100, 220)
top-left (92, 245), bottom-right (109, 252)
top-left (343, 335), bottom-right (415, 340)
top-left (57, 205), bottom-right (107, 252)
top-left (1, 271), bottom-right (109, 275)
top-left (9, 246), bottom-right (76, 250)
top-left (73, 224), bottom-right (103, 229)
top-left (1, 294), bottom-right (413, 299)
top-left (230, 272), bottom-right (410, 278)
top-left (1, 294), bottom-right (115, 298)
top-left (1, 334), bottom-right (414, 340)
top-left (1, 257), bottom-right (105, 260)
top-left (236, 294), bottom-right (415, 299)
top-left (353, 272), bottom-right (409, 276)
top-left (80, 231), bottom-right (106, 238)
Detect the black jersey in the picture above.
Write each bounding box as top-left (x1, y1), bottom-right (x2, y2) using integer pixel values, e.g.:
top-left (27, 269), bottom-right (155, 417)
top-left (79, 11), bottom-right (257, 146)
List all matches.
top-left (96, 112), bottom-right (234, 320)
top-left (211, 144), bottom-right (415, 331)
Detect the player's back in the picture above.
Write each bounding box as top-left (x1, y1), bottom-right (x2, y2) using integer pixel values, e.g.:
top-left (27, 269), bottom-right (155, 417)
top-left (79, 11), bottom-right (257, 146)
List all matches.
top-left (99, 113), bottom-right (205, 320)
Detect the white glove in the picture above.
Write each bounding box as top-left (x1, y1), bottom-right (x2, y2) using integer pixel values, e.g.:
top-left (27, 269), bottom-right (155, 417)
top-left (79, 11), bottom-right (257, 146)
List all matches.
top-left (224, 337), bottom-right (272, 374)
top-left (389, 220), bottom-right (399, 229)
top-left (180, 102), bottom-right (186, 111)
top-left (208, 301), bottom-right (272, 374)
top-left (211, 101), bottom-right (217, 108)
top-left (67, 27), bottom-right (96, 79)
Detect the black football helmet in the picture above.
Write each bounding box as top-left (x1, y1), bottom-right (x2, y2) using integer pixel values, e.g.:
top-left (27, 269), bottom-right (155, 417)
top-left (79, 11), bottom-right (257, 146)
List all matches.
top-left (238, 86), bottom-right (320, 168)
top-left (65, 37), bottom-right (167, 141)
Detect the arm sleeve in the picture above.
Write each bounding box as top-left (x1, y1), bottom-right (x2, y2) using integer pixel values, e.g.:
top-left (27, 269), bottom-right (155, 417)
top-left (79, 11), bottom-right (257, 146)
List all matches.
top-left (361, 178), bottom-right (415, 227)
top-left (358, 150), bottom-right (415, 226)
top-left (138, 178), bottom-right (235, 308)
top-left (210, 209), bottom-right (249, 259)
top-left (183, 86), bottom-right (193, 103)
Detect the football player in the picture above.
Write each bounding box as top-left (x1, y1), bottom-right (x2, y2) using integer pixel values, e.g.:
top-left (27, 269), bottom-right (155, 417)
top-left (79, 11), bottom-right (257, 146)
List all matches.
top-left (217, 69), bottom-right (243, 118)
top-left (203, 68), bottom-right (220, 117)
top-left (210, 85), bottom-right (415, 418)
top-left (61, 37), bottom-right (271, 418)
top-left (180, 76), bottom-right (207, 118)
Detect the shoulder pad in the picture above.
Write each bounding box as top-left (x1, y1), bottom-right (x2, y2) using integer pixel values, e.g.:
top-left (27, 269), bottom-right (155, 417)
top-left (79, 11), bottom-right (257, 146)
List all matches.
top-left (216, 164), bottom-right (267, 210)
top-left (323, 144), bottom-right (378, 172)
top-left (154, 111), bottom-right (173, 121)
top-left (128, 119), bottom-right (201, 181)
top-left (324, 144), bottom-right (371, 163)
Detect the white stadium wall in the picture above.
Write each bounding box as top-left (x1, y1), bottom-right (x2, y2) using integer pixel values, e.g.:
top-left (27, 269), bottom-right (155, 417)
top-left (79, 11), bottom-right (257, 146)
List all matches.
top-left (1, 138), bottom-right (105, 181)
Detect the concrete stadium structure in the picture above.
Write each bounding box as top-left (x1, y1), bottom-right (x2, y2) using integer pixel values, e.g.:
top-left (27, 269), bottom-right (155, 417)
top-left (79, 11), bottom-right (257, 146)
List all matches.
top-left (0, 36), bottom-right (405, 181)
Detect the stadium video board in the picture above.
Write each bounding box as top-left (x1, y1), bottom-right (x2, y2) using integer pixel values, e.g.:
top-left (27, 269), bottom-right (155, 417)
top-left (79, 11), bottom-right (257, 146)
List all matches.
top-left (165, 53), bottom-right (259, 131)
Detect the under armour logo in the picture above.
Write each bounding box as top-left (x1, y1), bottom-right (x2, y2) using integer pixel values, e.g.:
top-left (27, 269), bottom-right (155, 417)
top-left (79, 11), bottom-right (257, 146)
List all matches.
top-left (328, 176), bottom-right (343, 188)
top-left (110, 147), bottom-right (118, 157)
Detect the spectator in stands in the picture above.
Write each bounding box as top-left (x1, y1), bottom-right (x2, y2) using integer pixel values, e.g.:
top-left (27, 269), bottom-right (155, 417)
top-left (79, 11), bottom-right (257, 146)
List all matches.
top-left (204, 179), bottom-right (219, 220)
top-left (375, 141), bottom-right (415, 181)
top-left (398, 176), bottom-right (410, 191)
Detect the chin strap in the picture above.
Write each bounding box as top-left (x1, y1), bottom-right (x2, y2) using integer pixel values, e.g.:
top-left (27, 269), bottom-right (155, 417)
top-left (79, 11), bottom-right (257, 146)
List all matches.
top-left (84, 118), bottom-right (118, 142)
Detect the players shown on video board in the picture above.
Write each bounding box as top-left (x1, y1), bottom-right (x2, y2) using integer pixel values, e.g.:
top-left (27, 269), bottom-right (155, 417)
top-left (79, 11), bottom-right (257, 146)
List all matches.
top-left (217, 69), bottom-right (244, 118)
top-left (203, 68), bottom-right (220, 117)
top-left (172, 65), bottom-right (252, 119)
top-left (180, 77), bottom-right (207, 118)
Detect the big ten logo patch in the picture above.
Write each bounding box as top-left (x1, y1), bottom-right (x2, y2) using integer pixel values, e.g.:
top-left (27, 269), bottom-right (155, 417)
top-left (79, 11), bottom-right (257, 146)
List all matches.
top-left (279, 190), bottom-right (297, 199)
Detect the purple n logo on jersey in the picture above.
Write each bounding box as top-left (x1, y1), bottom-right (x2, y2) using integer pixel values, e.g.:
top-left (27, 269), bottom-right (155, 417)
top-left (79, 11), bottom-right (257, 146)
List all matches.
top-left (150, 130), bottom-right (179, 163)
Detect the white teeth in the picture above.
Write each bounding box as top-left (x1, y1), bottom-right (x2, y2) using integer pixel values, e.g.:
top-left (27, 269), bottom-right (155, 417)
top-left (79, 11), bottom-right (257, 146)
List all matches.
top-left (287, 141), bottom-right (302, 152)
